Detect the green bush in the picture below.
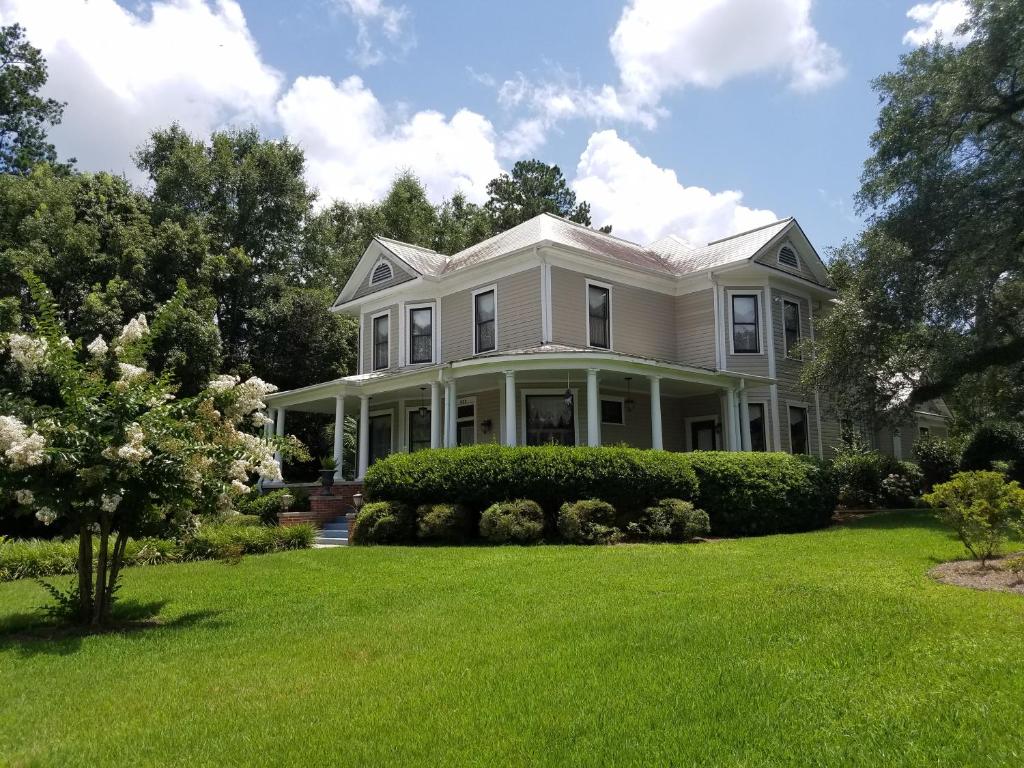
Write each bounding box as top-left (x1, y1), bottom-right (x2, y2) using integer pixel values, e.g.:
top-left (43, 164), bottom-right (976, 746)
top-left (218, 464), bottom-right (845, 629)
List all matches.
top-left (961, 422), bottom-right (1024, 482)
top-left (913, 435), bottom-right (963, 491)
top-left (364, 445), bottom-right (699, 517)
top-left (831, 451), bottom-right (909, 508)
top-left (629, 498), bottom-right (710, 542)
top-left (479, 500), bottom-right (545, 544)
top-left (687, 453), bottom-right (836, 536)
top-left (181, 523), bottom-right (315, 560)
top-left (879, 462), bottom-right (923, 508)
top-left (557, 499), bottom-right (622, 544)
top-left (416, 503), bottom-right (473, 544)
top-left (351, 501), bottom-right (414, 545)
top-left (236, 490), bottom-right (295, 524)
top-left (924, 471), bottom-right (1024, 564)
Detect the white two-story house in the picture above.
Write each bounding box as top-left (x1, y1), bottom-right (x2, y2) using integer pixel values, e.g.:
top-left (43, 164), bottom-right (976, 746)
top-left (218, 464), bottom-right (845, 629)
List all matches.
top-left (264, 212), bottom-right (863, 480)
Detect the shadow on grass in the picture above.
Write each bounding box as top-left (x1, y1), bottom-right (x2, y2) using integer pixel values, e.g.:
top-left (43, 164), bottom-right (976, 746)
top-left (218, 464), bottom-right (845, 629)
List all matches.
top-left (839, 509), bottom-right (944, 532)
top-left (0, 599), bottom-right (223, 656)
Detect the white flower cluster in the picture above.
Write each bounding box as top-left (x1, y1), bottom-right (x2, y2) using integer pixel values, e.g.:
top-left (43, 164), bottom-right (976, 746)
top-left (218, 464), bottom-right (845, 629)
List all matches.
top-left (207, 374), bottom-right (278, 428)
top-left (0, 415), bottom-right (47, 470)
top-left (115, 314), bottom-right (149, 351)
top-left (102, 422), bottom-right (152, 464)
top-left (15, 489), bottom-right (34, 506)
top-left (100, 493), bottom-right (122, 513)
top-left (8, 333), bottom-right (48, 373)
top-left (118, 362), bottom-right (147, 383)
top-left (208, 374), bottom-right (239, 393)
top-left (234, 430), bottom-right (282, 483)
top-left (87, 335), bottom-right (109, 357)
top-left (35, 506), bottom-right (57, 525)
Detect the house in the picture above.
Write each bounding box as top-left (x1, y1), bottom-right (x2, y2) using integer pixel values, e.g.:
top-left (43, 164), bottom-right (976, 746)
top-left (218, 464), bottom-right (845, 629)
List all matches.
top-left (265, 212), bottom-right (859, 482)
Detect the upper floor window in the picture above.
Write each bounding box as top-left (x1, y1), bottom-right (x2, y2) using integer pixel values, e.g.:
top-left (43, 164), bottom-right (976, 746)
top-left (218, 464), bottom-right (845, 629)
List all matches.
top-left (778, 244), bottom-right (799, 269)
top-left (731, 294), bottom-right (760, 353)
top-left (473, 288), bottom-right (496, 354)
top-left (783, 300), bottom-right (801, 358)
top-left (408, 306), bottom-right (433, 364)
top-left (372, 313), bottom-right (389, 370)
top-left (587, 282), bottom-right (611, 349)
top-left (370, 260), bottom-right (393, 285)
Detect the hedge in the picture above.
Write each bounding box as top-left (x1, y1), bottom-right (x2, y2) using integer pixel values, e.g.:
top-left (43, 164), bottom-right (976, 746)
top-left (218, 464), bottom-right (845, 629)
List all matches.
top-left (479, 500), bottom-right (545, 544)
top-left (961, 422), bottom-right (1024, 482)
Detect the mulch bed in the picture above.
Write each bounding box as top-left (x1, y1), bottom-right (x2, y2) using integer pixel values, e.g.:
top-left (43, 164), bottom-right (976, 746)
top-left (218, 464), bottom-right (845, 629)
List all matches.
top-left (929, 552), bottom-right (1024, 596)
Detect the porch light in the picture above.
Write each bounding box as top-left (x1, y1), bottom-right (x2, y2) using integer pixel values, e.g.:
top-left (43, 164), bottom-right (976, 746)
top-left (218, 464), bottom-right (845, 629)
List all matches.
top-left (564, 372), bottom-right (573, 408)
top-left (417, 386), bottom-right (428, 418)
top-left (624, 376), bottom-right (635, 414)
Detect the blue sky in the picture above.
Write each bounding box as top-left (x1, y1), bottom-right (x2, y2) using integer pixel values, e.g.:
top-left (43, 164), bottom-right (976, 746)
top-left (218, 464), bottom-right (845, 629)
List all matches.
top-left (0, 0), bottom-right (970, 254)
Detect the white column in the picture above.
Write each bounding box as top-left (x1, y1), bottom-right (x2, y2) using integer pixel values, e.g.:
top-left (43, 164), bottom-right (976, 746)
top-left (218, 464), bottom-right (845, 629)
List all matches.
top-left (739, 385), bottom-right (752, 451)
top-left (430, 381), bottom-right (442, 449)
top-left (274, 407), bottom-right (286, 467)
top-left (357, 395), bottom-right (370, 479)
top-left (723, 389), bottom-right (739, 451)
top-left (586, 368), bottom-right (600, 447)
top-left (445, 380), bottom-right (457, 446)
top-left (650, 376), bottom-right (663, 450)
top-left (333, 395), bottom-right (345, 480)
top-left (503, 370), bottom-right (517, 446)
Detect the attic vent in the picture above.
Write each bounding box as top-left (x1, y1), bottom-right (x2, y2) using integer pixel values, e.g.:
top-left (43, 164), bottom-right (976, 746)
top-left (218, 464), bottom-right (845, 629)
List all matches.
top-left (370, 260), bottom-right (393, 285)
top-left (778, 245), bottom-right (799, 269)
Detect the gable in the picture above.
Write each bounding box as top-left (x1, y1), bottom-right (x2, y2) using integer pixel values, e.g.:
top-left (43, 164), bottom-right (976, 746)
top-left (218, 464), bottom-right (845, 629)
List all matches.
top-left (751, 221), bottom-right (832, 288)
top-left (335, 239), bottom-right (422, 307)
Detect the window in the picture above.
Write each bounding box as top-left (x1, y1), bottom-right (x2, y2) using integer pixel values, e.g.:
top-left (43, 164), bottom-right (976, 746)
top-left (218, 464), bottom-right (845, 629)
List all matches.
top-left (789, 406), bottom-right (808, 455)
top-left (368, 413), bottom-right (392, 464)
top-left (749, 403), bottom-right (767, 452)
top-left (370, 260), bottom-right (393, 285)
top-left (731, 294), bottom-right (760, 353)
top-left (457, 400), bottom-right (476, 446)
top-left (689, 419), bottom-right (718, 451)
top-left (407, 409), bottom-right (430, 452)
top-left (600, 398), bottom-right (624, 425)
top-left (778, 245), bottom-right (799, 269)
top-left (919, 426), bottom-right (930, 438)
top-left (783, 300), bottom-right (801, 358)
top-left (525, 394), bottom-right (576, 446)
top-left (372, 314), bottom-right (389, 371)
top-left (408, 306), bottom-right (433, 364)
top-left (587, 283), bottom-right (611, 349)
top-left (473, 289), bottom-right (496, 354)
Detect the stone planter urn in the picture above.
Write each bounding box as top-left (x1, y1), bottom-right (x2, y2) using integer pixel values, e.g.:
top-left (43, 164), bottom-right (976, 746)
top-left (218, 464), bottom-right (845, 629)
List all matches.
top-left (319, 469), bottom-right (336, 491)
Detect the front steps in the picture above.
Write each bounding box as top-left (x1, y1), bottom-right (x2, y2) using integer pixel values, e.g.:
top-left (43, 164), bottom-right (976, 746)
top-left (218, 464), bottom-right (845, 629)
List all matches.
top-left (315, 516), bottom-right (349, 547)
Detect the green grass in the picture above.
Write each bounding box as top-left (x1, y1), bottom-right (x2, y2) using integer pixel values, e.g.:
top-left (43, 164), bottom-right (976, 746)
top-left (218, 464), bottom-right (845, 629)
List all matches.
top-left (1, 512), bottom-right (1022, 767)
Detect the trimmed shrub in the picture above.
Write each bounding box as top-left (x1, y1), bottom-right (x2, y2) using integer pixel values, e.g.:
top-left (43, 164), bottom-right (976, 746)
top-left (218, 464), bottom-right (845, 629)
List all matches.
top-left (416, 503), bottom-right (472, 543)
top-left (961, 422), bottom-right (1024, 482)
top-left (181, 523), bottom-right (315, 560)
top-left (558, 499), bottom-right (622, 544)
top-left (364, 445), bottom-right (699, 516)
top-left (831, 451), bottom-right (909, 508)
top-left (221, 513), bottom-right (263, 527)
top-left (629, 498), bottom-right (710, 542)
top-left (236, 490), bottom-right (295, 524)
top-left (351, 501), bottom-right (414, 545)
top-left (480, 500), bottom-right (545, 544)
top-left (686, 453), bottom-right (836, 536)
top-left (924, 471), bottom-right (1024, 564)
top-left (913, 435), bottom-right (963, 491)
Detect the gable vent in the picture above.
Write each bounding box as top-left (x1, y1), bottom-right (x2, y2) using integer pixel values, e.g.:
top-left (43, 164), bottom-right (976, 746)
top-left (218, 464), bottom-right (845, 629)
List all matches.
top-left (370, 260), bottom-right (394, 285)
top-left (778, 245), bottom-right (799, 269)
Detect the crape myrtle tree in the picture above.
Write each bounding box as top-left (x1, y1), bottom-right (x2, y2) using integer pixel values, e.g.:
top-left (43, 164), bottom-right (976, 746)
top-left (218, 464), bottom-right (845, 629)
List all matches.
top-left (0, 274), bottom-right (303, 627)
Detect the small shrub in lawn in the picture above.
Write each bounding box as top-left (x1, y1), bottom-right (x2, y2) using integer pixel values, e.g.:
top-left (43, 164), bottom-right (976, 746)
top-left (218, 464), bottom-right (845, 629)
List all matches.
top-left (831, 450), bottom-right (908, 508)
top-left (880, 462), bottom-right (924, 508)
top-left (1004, 555), bottom-right (1024, 586)
top-left (913, 435), bottom-right (963, 491)
top-left (479, 500), bottom-right (545, 544)
top-left (558, 500), bottom-right (622, 544)
top-left (351, 501), bottom-right (414, 545)
top-left (416, 503), bottom-right (472, 544)
top-left (629, 498), bottom-right (710, 542)
top-left (273, 524), bottom-right (316, 550)
top-left (960, 422), bottom-right (1024, 482)
top-left (923, 471), bottom-right (1024, 564)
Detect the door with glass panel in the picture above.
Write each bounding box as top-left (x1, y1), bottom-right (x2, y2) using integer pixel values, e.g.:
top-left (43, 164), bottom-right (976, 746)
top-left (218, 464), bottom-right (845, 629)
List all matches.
top-left (525, 395), bottom-right (576, 446)
top-left (368, 413), bottom-right (392, 465)
top-left (690, 419), bottom-right (717, 451)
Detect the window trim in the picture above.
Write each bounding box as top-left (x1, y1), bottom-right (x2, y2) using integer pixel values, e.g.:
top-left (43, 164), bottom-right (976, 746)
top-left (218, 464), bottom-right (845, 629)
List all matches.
top-left (520, 388), bottom-right (580, 447)
top-left (370, 310), bottom-right (391, 372)
top-left (471, 284), bottom-right (498, 355)
top-left (787, 403), bottom-right (810, 455)
top-left (456, 396), bottom-right (477, 446)
top-left (403, 301), bottom-right (436, 366)
top-left (684, 414), bottom-right (720, 452)
top-left (585, 279), bottom-right (613, 350)
top-left (727, 290), bottom-right (763, 355)
top-left (369, 259), bottom-right (394, 285)
top-left (746, 400), bottom-right (769, 452)
top-left (782, 298), bottom-right (802, 359)
top-left (600, 396), bottom-right (625, 426)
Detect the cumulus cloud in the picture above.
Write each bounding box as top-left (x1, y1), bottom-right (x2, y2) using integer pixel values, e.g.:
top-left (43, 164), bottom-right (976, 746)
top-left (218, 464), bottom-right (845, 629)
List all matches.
top-left (336, 0), bottom-right (414, 67)
top-left (903, 1), bottom-right (972, 46)
top-left (572, 130), bottom-right (778, 245)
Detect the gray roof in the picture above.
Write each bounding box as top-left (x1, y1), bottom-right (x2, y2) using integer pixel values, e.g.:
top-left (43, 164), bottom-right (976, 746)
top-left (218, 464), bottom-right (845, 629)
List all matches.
top-left (376, 236), bottom-right (448, 276)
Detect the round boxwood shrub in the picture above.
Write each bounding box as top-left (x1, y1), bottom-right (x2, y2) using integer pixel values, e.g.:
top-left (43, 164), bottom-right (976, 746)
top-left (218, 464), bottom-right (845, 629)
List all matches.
top-left (416, 503), bottom-right (472, 544)
top-left (557, 499), bottom-right (622, 544)
top-left (351, 501), bottom-right (414, 545)
top-left (629, 498), bottom-right (710, 542)
top-left (961, 422), bottom-right (1024, 481)
top-left (479, 499), bottom-right (545, 544)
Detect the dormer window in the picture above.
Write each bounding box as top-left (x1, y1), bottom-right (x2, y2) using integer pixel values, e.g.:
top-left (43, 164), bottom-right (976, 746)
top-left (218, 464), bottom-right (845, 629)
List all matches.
top-left (370, 260), bottom-right (394, 285)
top-left (778, 244), bottom-right (799, 269)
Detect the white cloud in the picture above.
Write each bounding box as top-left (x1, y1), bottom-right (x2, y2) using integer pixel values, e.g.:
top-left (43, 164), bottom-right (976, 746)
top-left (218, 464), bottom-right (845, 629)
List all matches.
top-left (0, 0), bottom-right (282, 179)
top-left (572, 130), bottom-right (778, 244)
top-left (903, 1), bottom-right (972, 46)
top-left (336, 0), bottom-right (413, 67)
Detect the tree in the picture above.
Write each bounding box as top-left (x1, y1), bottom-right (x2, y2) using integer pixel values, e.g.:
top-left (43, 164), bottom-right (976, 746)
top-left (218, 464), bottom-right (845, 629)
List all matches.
top-left (0, 24), bottom-right (69, 174)
top-left (484, 160), bottom-right (594, 231)
top-left (145, 281), bottom-right (222, 396)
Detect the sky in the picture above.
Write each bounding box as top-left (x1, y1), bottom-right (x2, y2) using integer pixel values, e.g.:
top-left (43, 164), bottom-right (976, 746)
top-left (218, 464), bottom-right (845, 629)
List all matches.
top-left (0, 0), bottom-right (972, 254)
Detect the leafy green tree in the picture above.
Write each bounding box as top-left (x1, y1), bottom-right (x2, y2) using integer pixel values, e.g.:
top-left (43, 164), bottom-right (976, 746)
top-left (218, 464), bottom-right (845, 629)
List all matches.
top-left (145, 281), bottom-right (222, 396)
top-left (0, 24), bottom-right (69, 174)
top-left (433, 192), bottom-right (493, 253)
top-left (484, 159), bottom-right (594, 231)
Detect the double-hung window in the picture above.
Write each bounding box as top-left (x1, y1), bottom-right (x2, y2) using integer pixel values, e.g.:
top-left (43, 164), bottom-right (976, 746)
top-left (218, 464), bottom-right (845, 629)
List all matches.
top-left (474, 289), bottom-right (496, 354)
top-left (587, 283), bottom-right (611, 349)
top-left (783, 300), bottom-right (801, 359)
top-left (731, 294), bottom-right (760, 353)
top-left (372, 314), bottom-right (389, 371)
top-left (408, 306), bottom-right (433, 364)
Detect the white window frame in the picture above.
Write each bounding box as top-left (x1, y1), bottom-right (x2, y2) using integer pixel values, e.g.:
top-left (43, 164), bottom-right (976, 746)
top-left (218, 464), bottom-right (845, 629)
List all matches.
top-left (782, 298), bottom-right (802, 359)
top-left (585, 279), bottom-right (613, 350)
top-left (369, 309), bottom-right (391, 372)
top-left (684, 414), bottom-right (720, 452)
top-left (520, 388), bottom-right (581, 447)
top-left (400, 301), bottom-right (437, 367)
top-left (455, 396), bottom-right (477, 445)
top-left (746, 400), bottom-right (769, 452)
top-left (727, 289), bottom-right (764, 356)
top-left (600, 396), bottom-right (626, 426)
top-left (786, 401), bottom-right (811, 455)
top-left (777, 242), bottom-right (800, 270)
top-left (471, 284), bottom-right (498, 355)
top-left (369, 258), bottom-right (394, 285)
top-left (367, 408), bottom-right (395, 463)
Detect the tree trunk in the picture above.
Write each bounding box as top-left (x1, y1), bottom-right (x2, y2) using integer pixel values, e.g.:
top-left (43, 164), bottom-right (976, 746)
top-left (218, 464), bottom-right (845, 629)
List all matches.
top-left (77, 523), bottom-right (93, 625)
top-left (103, 530), bottom-right (128, 620)
top-left (91, 516), bottom-right (110, 627)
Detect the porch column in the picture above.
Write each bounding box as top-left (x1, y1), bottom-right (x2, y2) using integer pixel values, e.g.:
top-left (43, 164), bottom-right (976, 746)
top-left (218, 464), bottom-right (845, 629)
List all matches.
top-left (274, 407), bottom-right (286, 467)
top-left (333, 395), bottom-right (345, 480)
top-left (650, 376), bottom-right (663, 450)
top-left (738, 385), bottom-right (752, 452)
top-left (357, 395), bottom-right (370, 480)
top-left (445, 380), bottom-right (457, 446)
top-left (504, 370), bottom-right (517, 446)
top-left (430, 381), bottom-right (442, 449)
top-left (586, 368), bottom-right (600, 447)
top-left (723, 389), bottom-right (739, 451)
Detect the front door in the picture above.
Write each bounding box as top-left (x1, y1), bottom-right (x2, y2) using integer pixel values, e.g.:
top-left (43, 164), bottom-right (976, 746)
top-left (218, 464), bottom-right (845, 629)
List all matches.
top-left (690, 419), bottom-right (717, 451)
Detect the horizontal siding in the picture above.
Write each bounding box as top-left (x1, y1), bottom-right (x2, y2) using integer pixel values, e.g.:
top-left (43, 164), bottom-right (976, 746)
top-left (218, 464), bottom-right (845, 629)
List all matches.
top-left (754, 239), bottom-right (820, 284)
top-left (675, 289), bottom-right (717, 369)
top-left (352, 258), bottom-right (416, 300)
top-left (723, 286), bottom-right (770, 376)
top-left (444, 268), bottom-right (544, 362)
top-left (550, 266), bottom-right (587, 348)
top-left (361, 305), bottom-right (399, 374)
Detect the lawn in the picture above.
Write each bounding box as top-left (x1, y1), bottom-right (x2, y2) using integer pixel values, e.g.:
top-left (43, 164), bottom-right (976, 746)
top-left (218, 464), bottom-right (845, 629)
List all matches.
top-left (1, 512), bottom-right (1022, 767)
